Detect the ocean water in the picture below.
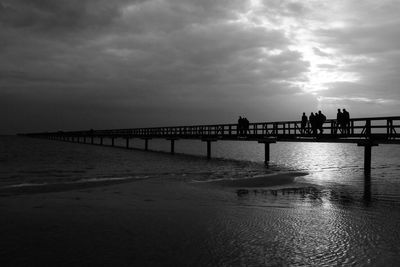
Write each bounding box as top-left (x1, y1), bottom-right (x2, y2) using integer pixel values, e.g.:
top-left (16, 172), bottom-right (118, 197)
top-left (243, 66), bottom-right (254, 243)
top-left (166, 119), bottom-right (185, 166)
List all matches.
top-left (1, 136), bottom-right (400, 265)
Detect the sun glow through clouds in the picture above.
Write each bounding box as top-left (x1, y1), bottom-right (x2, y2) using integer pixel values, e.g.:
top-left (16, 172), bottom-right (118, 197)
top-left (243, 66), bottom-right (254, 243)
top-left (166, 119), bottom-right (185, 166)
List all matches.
top-left (285, 23), bottom-right (361, 94)
top-left (292, 42), bottom-right (361, 94)
top-left (237, 0), bottom-right (362, 95)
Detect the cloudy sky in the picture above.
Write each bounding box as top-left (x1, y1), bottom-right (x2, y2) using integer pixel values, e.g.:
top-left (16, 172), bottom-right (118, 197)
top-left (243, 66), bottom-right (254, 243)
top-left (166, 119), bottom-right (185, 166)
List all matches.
top-left (1, 0), bottom-right (400, 134)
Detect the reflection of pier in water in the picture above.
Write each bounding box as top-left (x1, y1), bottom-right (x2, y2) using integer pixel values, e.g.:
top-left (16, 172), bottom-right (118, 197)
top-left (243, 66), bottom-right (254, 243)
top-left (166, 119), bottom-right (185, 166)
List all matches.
top-left (21, 116), bottom-right (400, 178)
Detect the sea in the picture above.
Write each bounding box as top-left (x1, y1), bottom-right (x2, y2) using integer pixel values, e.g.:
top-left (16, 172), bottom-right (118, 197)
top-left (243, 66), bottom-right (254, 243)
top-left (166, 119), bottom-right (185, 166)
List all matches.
top-left (1, 135), bottom-right (400, 266)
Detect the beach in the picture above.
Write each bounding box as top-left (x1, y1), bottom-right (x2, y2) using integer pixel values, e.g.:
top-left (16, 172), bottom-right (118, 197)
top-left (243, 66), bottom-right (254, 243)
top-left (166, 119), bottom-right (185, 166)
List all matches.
top-left (2, 172), bottom-right (400, 266)
top-left (2, 137), bottom-right (400, 266)
top-left (1, 173), bottom-right (304, 267)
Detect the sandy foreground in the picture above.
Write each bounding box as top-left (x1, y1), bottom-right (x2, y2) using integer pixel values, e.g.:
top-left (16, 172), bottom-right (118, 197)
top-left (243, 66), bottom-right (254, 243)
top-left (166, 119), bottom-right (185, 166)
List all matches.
top-left (0, 173), bottom-right (305, 266)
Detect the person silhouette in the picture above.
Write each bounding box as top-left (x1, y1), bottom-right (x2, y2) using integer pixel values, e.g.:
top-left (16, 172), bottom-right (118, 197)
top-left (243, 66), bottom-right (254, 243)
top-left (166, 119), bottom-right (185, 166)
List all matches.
top-left (301, 112), bottom-right (308, 134)
top-left (238, 116), bottom-right (243, 136)
top-left (317, 110), bottom-right (326, 134)
top-left (336, 109), bottom-right (343, 134)
top-left (342, 109), bottom-right (350, 134)
top-left (309, 112), bottom-right (317, 136)
top-left (243, 117), bottom-right (249, 135)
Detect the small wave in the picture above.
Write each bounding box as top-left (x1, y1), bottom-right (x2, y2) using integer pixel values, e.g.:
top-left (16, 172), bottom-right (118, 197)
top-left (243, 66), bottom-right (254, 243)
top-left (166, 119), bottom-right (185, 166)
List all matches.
top-left (192, 171), bottom-right (308, 188)
top-left (3, 182), bottom-right (48, 188)
top-left (1, 175), bottom-right (151, 190)
top-left (76, 175), bottom-right (151, 183)
top-left (192, 171), bottom-right (308, 183)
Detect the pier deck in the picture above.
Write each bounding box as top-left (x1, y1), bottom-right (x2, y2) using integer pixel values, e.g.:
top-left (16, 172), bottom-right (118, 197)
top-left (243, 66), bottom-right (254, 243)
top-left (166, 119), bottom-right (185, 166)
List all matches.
top-left (21, 116), bottom-right (400, 174)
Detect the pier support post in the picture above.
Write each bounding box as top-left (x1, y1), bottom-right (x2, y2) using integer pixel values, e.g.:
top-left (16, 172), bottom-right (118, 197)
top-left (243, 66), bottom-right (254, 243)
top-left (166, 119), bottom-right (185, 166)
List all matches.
top-left (100, 137), bottom-right (103, 145)
top-left (83, 137), bottom-right (86, 143)
top-left (364, 145), bottom-right (371, 174)
top-left (258, 139), bottom-right (276, 166)
top-left (167, 138), bottom-right (178, 154)
top-left (207, 141), bottom-right (211, 159)
top-left (171, 139), bottom-right (175, 154)
top-left (358, 142), bottom-right (378, 176)
top-left (207, 141), bottom-right (212, 159)
top-left (264, 143), bottom-right (270, 163)
top-left (111, 137), bottom-right (115, 147)
top-left (364, 173), bottom-right (371, 202)
top-left (91, 136), bottom-right (94, 145)
top-left (126, 138), bottom-right (130, 149)
top-left (144, 139), bottom-right (149, 151)
top-left (202, 138), bottom-right (217, 159)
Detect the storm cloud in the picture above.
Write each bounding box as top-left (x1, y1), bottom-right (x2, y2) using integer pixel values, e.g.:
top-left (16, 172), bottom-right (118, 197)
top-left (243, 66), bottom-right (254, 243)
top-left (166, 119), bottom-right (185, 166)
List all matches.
top-left (1, 0), bottom-right (400, 133)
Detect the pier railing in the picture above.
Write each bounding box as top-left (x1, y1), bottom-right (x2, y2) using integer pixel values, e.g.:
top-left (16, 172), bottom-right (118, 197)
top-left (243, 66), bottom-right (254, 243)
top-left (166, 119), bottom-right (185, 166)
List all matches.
top-left (23, 116), bottom-right (400, 143)
top-left (20, 116), bottom-right (400, 174)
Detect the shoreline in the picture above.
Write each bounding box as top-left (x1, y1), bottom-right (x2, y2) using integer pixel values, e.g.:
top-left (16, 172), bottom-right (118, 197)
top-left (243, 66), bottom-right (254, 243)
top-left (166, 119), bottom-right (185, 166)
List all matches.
top-left (1, 170), bottom-right (396, 266)
top-left (0, 176), bottom-right (153, 197)
top-left (0, 171), bottom-right (310, 266)
top-left (0, 170), bottom-right (308, 197)
top-left (193, 171), bottom-right (308, 187)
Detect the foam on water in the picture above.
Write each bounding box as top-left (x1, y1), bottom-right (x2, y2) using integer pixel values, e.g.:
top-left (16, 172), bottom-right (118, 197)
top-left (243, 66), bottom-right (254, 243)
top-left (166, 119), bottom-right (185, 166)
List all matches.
top-left (2, 175), bottom-right (152, 189)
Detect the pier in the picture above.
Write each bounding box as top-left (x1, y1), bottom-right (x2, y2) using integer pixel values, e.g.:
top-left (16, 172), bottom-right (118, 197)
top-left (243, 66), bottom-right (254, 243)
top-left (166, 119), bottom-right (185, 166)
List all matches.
top-left (21, 116), bottom-right (400, 175)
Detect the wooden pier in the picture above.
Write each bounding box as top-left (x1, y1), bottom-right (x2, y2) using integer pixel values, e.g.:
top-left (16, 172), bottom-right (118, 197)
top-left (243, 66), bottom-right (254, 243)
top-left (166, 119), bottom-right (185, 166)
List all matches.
top-left (20, 116), bottom-right (400, 175)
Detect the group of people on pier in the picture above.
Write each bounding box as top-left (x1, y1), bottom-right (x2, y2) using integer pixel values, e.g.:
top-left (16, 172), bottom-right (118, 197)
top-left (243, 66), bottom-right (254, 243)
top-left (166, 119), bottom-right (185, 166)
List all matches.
top-left (237, 108), bottom-right (351, 137)
top-left (335, 108), bottom-right (351, 134)
top-left (238, 116), bottom-right (250, 135)
top-left (300, 109), bottom-right (350, 135)
top-left (301, 111), bottom-right (326, 135)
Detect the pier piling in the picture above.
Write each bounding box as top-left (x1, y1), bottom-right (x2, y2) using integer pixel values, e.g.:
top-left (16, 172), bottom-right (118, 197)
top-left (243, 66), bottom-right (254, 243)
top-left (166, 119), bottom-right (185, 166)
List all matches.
top-left (258, 139), bottom-right (276, 165)
top-left (207, 141), bottom-right (211, 159)
top-left (202, 139), bottom-right (217, 159)
top-left (358, 142), bottom-right (378, 175)
top-left (126, 138), bottom-right (130, 149)
top-left (169, 139), bottom-right (175, 154)
top-left (364, 145), bottom-right (371, 174)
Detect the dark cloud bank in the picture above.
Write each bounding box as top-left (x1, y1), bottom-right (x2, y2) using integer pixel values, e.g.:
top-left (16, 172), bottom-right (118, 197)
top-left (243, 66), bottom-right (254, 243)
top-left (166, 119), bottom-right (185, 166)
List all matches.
top-left (1, 0), bottom-right (399, 134)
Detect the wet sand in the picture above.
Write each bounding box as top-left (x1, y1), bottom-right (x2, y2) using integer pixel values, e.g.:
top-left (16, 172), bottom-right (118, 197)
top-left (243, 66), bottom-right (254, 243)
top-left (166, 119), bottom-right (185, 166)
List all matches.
top-left (0, 173), bottom-right (300, 266)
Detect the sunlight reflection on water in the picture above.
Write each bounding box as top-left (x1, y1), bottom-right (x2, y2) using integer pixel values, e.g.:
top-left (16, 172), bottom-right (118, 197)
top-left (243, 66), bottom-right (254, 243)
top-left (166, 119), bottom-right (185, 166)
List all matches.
top-left (208, 184), bottom-right (400, 266)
